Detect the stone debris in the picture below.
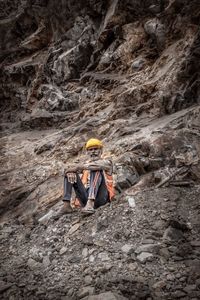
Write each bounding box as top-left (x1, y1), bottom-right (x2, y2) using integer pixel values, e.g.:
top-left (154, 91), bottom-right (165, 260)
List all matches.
top-left (38, 210), bottom-right (55, 224)
top-left (0, 1), bottom-right (200, 300)
top-left (97, 252), bottom-right (110, 262)
top-left (0, 281), bottom-right (12, 293)
top-left (163, 227), bottom-right (185, 243)
top-left (121, 244), bottom-right (135, 255)
top-left (82, 248), bottom-right (89, 258)
top-left (126, 196), bottom-right (136, 208)
top-left (59, 247), bottom-right (68, 255)
top-left (43, 256), bottom-right (51, 268)
top-left (68, 223), bottom-right (81, 235)
top-left (77, 286), bottom-right (95, 299)
top-left (27, 258), bottom-right (42, 270)
top-left (136, 252), bottom-right (154, 263)
top-left (131, 58), bottom-right (146, 71)
top-left (135, 243), bottom-right (161, 254)
top-left (0, 186), bottom-right (199, 299)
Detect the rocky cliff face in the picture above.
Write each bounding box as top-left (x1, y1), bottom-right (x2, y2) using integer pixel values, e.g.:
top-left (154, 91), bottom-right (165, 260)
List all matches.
top-left (0, 1), bottom-right (200, 299)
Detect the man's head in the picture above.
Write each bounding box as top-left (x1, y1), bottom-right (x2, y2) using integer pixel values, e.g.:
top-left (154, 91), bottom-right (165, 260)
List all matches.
top-left (85, 138), bottom-right (103, 160)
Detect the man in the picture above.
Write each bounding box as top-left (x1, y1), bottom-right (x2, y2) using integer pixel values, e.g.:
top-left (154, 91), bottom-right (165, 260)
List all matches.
top-left (59, 138), bottom-right (115, 215)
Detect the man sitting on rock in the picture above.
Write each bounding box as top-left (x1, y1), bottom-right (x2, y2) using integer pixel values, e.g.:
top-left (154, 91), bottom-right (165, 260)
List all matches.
top-left (59, 138), bottom-right (115, 215)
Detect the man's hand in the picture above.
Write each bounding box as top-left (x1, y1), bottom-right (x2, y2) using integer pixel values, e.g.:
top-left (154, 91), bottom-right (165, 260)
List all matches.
top-left (64, 164), bottom-right (79, 174)
top-left (67, 172), bottom-right (77, 184)
top-left (84, 159), bottom-right (113, 173)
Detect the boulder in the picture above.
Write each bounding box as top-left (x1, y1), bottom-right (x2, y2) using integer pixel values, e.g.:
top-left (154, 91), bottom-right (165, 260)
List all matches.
top-left (27, 258), bottom-right (42, 270)
top-left (38, 85), bottom-right (79, 112)
top-left (144, 18), bottom-right (166, 51)
top-left (121, 244), bottom-right (135, 255)
top-left (137, 252), bottom-right (154, 263)
top-left (135, 243), bottom-right (161, 255)
top-left (131, 58), bottom-right (146, 71)
top-left (163, 226), bottom-right (185, 243)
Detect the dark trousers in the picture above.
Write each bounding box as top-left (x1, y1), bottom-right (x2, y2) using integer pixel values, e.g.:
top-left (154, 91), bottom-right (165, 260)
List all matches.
top-left (63, 171), bottom-right (109, 209)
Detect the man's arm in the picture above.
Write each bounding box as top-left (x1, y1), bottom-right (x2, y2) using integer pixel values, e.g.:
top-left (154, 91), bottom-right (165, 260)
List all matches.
top-left (65, 159), bottom-right (113, 174)
top-left (64, 163), bottom-right (84, 174)
top-left (85, 159), bottom-right (113, 174)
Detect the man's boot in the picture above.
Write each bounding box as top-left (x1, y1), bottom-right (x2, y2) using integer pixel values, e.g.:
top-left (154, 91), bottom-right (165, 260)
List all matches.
top-left (82, 199), bottom-right (95, 215)
top-left (57, 201), bottom-right (73, 217)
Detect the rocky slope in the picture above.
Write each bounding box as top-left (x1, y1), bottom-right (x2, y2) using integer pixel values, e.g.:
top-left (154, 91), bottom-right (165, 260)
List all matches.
top-left (0, 0), bottom-right (200, 299)
top-left (1, 187), bottom-right (200, 299)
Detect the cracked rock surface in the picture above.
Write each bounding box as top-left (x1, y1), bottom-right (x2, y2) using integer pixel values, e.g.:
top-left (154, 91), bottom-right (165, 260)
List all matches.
top-left (0, 0), bottom-right (200, 299)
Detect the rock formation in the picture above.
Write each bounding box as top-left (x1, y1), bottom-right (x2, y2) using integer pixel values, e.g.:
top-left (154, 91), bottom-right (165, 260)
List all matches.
top-left (0, 0), bottom-right (200, 299)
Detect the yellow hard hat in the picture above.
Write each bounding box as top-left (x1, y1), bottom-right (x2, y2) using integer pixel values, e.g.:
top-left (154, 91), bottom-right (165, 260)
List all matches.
top-left (85, 138), bottom-right (103, 149)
